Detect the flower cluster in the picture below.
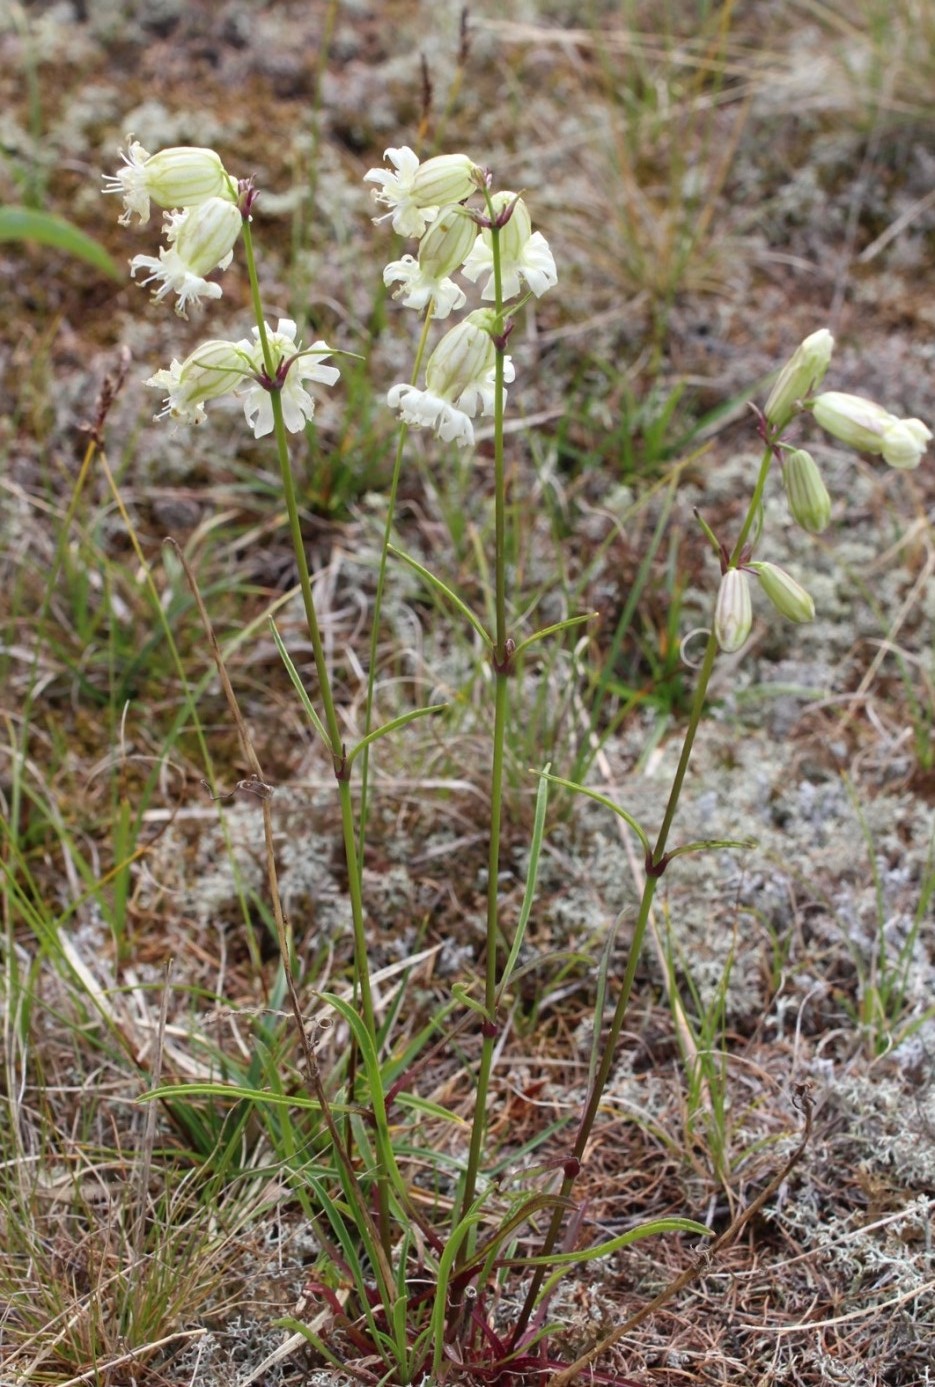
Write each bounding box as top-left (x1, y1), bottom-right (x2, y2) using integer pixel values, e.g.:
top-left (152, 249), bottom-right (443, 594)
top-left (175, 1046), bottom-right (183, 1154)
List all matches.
top-left (106, 140), bottom-right (242, 318)
top-left (145, 319), bottom-right (339, 437)
top-left (713, 329), bottom-right (931, 653)
top-left (104, 138), bottom-right (340, 437)
top-left (365, 146), bottom-right (557, 449)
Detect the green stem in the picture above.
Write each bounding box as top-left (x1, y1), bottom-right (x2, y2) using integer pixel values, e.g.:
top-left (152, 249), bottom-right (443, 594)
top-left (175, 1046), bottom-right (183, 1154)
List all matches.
top-left (455, 218), bottom-right (509, 1248)
top-left (267, 383), bottom-right (389, 1247)
top-left (511, 446), bottom-right (774, 1342)
top-left (241, 219), bottom-right (274, 377)
top-left (730, 442), bottom-right (774, 564)
top-left (357, 308), bottom-right (434, 865)
top-left (242, 219), bottom-right (391, 1252)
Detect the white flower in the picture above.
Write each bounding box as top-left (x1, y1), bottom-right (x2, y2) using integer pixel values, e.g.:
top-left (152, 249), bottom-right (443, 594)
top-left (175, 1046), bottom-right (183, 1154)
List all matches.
top-left (382, 205), bottom-right (477, 319)
top-left (386, 316), bottom-right (515, 448)
top-left (812, 391), bottom-right (932, 469)
top-left (238, 318), bottom-right (340, 438)
top-left (130, 196), bottom-right (242, 316)
top-left (383, 255), bottom-right (466, 318)
top-left (103, 139), bottom-right (235, 226)
top-left (364, 146), bottom-right (423, 235)
top-left (880, 417), bottom-right (932, 470)
top-left (364, 147), bottom-right (479, 237)
top-left (146, 339), bottom-right (253, 426)
top-left (386, 384), bottom-right (477, 446)
top-left (812, 391), bottom-right (895, 452)
top-left (460, 192), bottom-right (557, 301)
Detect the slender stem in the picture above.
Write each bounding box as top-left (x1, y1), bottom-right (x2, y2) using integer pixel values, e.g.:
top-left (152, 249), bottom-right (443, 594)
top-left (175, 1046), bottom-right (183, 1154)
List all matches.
top-left (455, 217), bottom-right (508, 1239)
top-left (242, 216), bottom-right (375, 1027)
top-left (730, 442), bottom-right (774, 564)
top-left (240, 219), bottom-right (274, 377)
top-left (511, 447), bottom-right (773, 1342)
top-left (267, 384), bottom-right (389, 1244)
top-left (240, 220), bottom-right (392, 1252)
top-left (357, 308), bottom-right (434, 864)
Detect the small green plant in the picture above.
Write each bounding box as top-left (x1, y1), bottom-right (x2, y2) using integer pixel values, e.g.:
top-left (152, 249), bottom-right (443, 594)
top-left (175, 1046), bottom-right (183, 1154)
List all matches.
top-left (841, 777), bottom-right (935, 1057)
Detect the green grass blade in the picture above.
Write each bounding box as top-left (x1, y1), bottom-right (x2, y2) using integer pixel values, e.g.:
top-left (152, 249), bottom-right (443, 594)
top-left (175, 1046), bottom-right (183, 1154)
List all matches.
top-left (0, 206), bottom-right (123, 278)
top-left (496, 765), bottom-right (550, 1003)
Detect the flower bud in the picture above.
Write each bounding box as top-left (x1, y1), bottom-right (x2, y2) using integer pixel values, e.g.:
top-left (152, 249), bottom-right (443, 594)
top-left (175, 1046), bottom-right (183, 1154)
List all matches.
top-left (880, 417), bottom-right (932, 470)
top-left (749, 562), bottom-right (815, 624)
top-left (715, 568), bottom-right (752, 653)
top-left (764, 329), bottom-right (834, 432)
top-left (104, 139), bottom-right (235, 225)
top-left (811, 391), bottom-right (895, 453)
top-left (782, 449), bottom-right (831, 533)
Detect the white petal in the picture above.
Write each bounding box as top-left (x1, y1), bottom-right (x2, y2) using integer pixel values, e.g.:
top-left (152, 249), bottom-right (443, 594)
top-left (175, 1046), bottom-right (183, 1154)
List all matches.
top-left (386, 383), bottom-right (474, 447)
top-left (242, 387), bottom-right (274, 438)
top-left (279, 382), bottom-right (316, 432)
top-left (519, 232), bottom-right (558, 297)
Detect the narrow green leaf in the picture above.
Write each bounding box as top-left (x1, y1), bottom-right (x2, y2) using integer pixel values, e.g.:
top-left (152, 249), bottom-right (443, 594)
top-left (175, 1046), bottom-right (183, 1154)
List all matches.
top-left (346, 703), bottom-right (448, 765)
top-left (140, 1080), bottom-right (353, 1114)
top-left (388, 544), bottom-right (491, 646)
top-left (318, 991), bottom-right (407, 1204)
top-left (394, 1092), bottom-right (469, 1124)
top-left (431, 1212), bottom-right (484, 1378)
top-left (516, 1216), bottom-right (711, 1269)
top-left (451, 981), bottom-right (489, 1019)
top-left (0, 206), bottom-right (123, 279)
top-left (268, 618), bottom-right (331, 750)
top-left (532, 770), bottom-right (651, 852)
top-left (512, 611), bottom-right (596, 660)
top-left (667, 836), bottom-right (757, 861)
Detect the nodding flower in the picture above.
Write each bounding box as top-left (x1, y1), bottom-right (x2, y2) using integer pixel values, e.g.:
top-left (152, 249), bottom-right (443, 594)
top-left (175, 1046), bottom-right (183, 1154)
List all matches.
top-left (104, 139), bottom-right (236, 226)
